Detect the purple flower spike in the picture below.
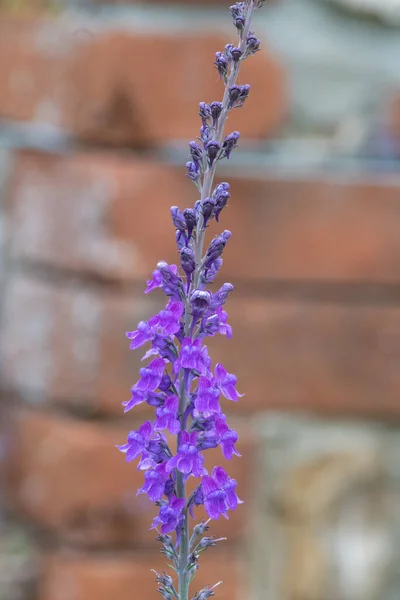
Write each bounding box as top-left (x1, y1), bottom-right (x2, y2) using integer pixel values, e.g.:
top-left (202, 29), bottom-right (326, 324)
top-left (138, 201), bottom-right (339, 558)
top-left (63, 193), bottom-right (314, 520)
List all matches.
top-left (117, 421), bottom-right (152, 462)
top-left (151, 496), bottom-right (185, 534)
top-left (166, 431), bottom-right (205, 477)
top-left (155, 395), bottom-right (180, 435)
top-left (136, 358), bottom-right (166, 392)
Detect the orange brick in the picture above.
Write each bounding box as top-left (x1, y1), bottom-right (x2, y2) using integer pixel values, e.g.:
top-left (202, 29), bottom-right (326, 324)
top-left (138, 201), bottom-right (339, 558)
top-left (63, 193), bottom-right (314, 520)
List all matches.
top-left (6, 409), bottom-right (253, 546)
top-left (208, 296), bottom-right (400, 418)
top-left (38, 550), bottom-right (245, 600)
top-left (4, 272), bottom-right (400, 419)
top-left (6, 409), bottom-right (146, 547)
top-left (8, 151), bottom-right (400, 284)
top-left (0, 18), bottom-right (285, 145)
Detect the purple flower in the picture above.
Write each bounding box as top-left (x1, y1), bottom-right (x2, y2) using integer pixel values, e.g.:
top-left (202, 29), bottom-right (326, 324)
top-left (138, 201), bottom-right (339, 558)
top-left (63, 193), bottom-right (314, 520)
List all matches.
top-left (183, 208), bottom-right (197, 239)
top-left (138, 435), bottom-right (171, 470)
top-left (151, 496), bottom-right (185, 534)
top-left (195, 376), bottom-right (221, 417)
top-left (117, 421), bottom-right (152, 462)
top-left (189, 140), bottom-right (204, 166)
top-left (136, 358), bottom-right (166, 392)
top-left (174, 338), bottom-right (211, 375)
top-left (201, 258), bottom-right (223, 285)
top-left (214, 363), bottom-right (242, 401)
top-left (201, 466), bottom-right (242, 520)
top-left (225, 44), bottom-right (242, 64)
top-left (212, 182), bottom-right (230, 222)
top-left (146, 262), bottom-right (183, 300)
top-left (190, 290), bottom-right (212, 320)
top-left (213, 415), bottom-right (240, 460)
top-left (126, 321), bottom-right (155, 350)
top-left (155, 395), bottom-right (180, 435)
top-left (201, 197), bottom-right (216, 227)
top-left (123, 387), bottom-right (148, 412)
top-left (138, 462), bottom-right (170, 502)
top-left (156, 300), bottom-right (184, 335)
top-left (180, 247), bottom-right (195, 283)
top-left (198, 102), bottom-right (212, 124)
top-left (166, 432), bottom-right (205, 477)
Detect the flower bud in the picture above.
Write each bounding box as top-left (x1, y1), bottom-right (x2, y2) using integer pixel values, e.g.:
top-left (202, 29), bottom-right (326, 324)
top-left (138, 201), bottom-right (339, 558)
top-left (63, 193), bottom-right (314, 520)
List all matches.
top-left (170, 206), bottom-right (186, 231)
top-left (180, 247), bottom-right (196, 278)
top-left (189, 140), bottom-right (203, 165)
top-left (206, 140), bottom-right (221, 167)
top-left (201, 197), bottom-right (215, 226)
top-left (247, 32), bottom-right (260, 54)
top-left (228, 84), bottom-right (250, 109)
top-left (183, 208), bottom-right (197, 239)
top-left (199, 102), bottom-right (212, 124)
top-left (214, 51), bottom-right (228, 79)
top-left (222, 131), bottom-right (240, 159)
top-left (186, 161), bottom-right (200, 184)
top-left (190, 289), bottom-right (212, 319)
top-left (210, 101), bottom-right (223, 126)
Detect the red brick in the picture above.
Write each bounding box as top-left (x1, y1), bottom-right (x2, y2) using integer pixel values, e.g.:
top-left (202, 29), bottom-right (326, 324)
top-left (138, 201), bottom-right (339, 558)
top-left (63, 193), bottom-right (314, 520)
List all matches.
top-left (7, 151), bottom-right (185, 282)
top-left (208, 296), bottom-right (400, 418)
top-left (4, 273), bottom-right (400, 419)
top-left (8, 151), bottom-right (400, 284)
top-left (6, 409), bottom-right (253, 545)
top-left (0, 18), bottom-right (285, 145)
top-left (6, 409), bottom-right (146, 546)
top-left (38, 550), bottom-right (245, 600)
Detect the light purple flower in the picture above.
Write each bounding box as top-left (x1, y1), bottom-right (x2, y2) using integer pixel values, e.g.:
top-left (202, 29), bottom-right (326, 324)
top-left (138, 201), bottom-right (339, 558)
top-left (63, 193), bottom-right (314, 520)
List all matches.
top-left (154, 395), bottom-right (180, 435)
top-left (136, 358), bottom-right (165, 392)
top-left (166, 431), bottom-right (205, 477)
top-left (201, 466), bottom-right (242, 520)
top-left (214, 363), bottom-right (242, 401)
top-left (174, 338), bottom-right (211, 375)
top-left (151, 496), bottom-right (185, 534)
top-left (195, 376), bottom-right (221, 417)
top-left (138, 462), bottom-right (170, 502)
top-left (117, 421), bottom-right (152, 462)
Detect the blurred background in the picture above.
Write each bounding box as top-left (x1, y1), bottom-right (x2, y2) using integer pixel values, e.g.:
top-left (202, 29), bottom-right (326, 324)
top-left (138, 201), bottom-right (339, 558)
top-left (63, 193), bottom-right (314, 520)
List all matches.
top-left (0, 0), bottom-right (400, 599)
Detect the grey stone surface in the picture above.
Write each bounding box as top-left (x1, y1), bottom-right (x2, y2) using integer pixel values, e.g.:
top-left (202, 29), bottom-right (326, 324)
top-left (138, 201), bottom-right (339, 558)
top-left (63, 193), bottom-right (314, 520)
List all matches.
top-left (250, 413), bottom-right (400, 600)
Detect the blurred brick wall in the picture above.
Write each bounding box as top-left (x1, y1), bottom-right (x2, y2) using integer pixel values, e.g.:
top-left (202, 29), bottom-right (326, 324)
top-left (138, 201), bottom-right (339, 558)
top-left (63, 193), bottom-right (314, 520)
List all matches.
top-left (0, 3), bottom-right (400, 600)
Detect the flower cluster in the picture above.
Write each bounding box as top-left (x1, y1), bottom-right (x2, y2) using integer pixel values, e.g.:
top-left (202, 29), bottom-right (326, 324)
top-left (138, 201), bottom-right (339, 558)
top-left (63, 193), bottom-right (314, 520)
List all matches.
top-left (118, 2), bottom-right (263, 599)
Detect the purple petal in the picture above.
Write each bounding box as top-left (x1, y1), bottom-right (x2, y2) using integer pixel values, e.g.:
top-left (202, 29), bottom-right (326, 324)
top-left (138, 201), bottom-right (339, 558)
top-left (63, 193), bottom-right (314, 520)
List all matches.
top-left (201, 475), bottom-right (219, 496)
top-left (212, 466), bottom-right (228, 487)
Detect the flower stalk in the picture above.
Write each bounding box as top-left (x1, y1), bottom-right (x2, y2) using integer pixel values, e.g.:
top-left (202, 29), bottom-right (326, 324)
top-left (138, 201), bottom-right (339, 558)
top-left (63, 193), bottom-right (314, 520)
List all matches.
top-left (118, 2), bottom-right (264, 599)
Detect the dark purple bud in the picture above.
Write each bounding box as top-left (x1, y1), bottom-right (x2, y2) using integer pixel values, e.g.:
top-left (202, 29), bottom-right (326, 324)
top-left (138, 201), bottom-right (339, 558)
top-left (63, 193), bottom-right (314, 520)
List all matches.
top-left (175, 230), bottom-right (186, 251)
top-left (159, 373), bottom-right (173, 392)
top-left (198, 436), bottom-right (218, 450)
top-left (206, 140), bottom-right (221, 167)
top-left (156, 534), bottom-right (173, 547)
top-left (210, 101), bottom-right (223, 126)
top-left (201, 197), bottom-right (215, 226)
top-left (199, 102), bottom-right (212, 124)
top-left (228, 84), bottom-right (250, 109)
top-left (146, 392), bottom-right (165, 408)
top-left (225, 44), bottom-right (242, 63)
top-left (153, 335), bottom-right (178, 363)
top-left (198, 537), bottom-right (219, 550)
top-left (189, 140), bottom-right (203, 165)
top-left (200, 125), bottom-right (212, 144)
top-left (222, 131), bottom-right (240, 158)
top-left (186, 161), bottom-right (200, 184)
top-left (183, 208), bottom-right (197, 239)
top-left (213, 182), bottom-right (231, 222)
top-left (180, 247), bottom-right (195, 277)
top-left (170, 206), bottom-right (186, 231)
top-left (214, 51), bottom-right (228, 79)
top-left (247, 32), bottom-right (261, 54)
top-left (230, 3), bottom-right (246, 30)
top-left (201, 257), bottom-right (223, 285)
top-left (193, 586), bottom-right (217, 600)
top-left (204, 231), bottom-right (231, 269)
top-left (190, 289), bottom-right (212, 318)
